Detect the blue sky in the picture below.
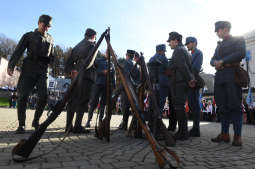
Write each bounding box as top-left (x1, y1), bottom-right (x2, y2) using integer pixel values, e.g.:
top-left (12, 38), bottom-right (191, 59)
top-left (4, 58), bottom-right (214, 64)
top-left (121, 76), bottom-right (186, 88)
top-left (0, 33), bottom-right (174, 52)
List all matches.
top-left (1, 0), bottom-right (255, 73)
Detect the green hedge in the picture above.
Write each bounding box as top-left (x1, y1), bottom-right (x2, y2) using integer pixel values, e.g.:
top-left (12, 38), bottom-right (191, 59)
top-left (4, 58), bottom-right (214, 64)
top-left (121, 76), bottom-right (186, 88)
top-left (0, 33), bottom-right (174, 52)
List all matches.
top-left (0, 97), bottom-right (10, 107)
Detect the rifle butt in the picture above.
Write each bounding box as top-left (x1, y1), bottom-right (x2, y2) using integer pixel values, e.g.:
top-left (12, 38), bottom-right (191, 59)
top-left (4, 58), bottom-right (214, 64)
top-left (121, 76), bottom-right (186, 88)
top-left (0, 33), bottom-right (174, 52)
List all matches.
top-left (12, 124), bottom-right (47, 159)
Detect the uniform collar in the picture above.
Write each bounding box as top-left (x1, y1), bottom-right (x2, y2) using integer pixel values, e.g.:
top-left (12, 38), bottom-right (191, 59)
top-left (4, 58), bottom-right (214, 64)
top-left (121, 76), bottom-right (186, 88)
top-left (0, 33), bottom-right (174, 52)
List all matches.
top-left (223, 34), bottom-right (232, 41)
top-left (191, 48), bottom-right (197, 54)
top-left (34, 28), bottom-right (47, 37)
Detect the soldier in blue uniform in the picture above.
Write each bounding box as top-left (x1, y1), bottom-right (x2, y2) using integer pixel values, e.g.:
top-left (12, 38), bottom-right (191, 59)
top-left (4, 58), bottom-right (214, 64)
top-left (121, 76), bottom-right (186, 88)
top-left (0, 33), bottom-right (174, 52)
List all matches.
top-left (85, 52), bottom-right (115, 127)
top-left (185, 37), bottom-right (203, 137)
top-left (147, 44), bottom-right (169, 139)
top-left (210, 21), bottom-right (246, 146)
top-left (7, 15), bottom-right (55, 134)
top-left (118, 50), bottom-right (136, 130)
top-left (167, 32), bottom-right (196, 140)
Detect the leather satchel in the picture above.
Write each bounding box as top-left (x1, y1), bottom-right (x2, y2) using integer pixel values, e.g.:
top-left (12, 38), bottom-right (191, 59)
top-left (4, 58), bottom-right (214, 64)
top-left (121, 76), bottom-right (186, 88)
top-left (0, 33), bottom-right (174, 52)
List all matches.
top-left (195, 73), bottom-right (205, 88)
top-left (234, 66), bottom-right (250, 88)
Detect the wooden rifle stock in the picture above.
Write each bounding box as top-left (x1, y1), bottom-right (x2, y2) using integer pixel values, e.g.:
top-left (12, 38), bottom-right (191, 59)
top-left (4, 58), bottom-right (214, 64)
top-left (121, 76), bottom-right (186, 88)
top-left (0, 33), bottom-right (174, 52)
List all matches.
top-left (12, 29), bottom-right (108, 162)
top-left (139, 55), bottom-right (176, 147)
top-left (105, 39), bottom-right (180, 168)
top-left (95, 28), bottom-right (112, 141)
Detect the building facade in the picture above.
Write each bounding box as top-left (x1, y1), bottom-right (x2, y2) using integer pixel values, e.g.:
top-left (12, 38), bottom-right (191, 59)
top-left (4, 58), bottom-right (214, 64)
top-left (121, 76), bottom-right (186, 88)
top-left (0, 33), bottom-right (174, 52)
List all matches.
top-left (243, 30), bottom-right (255, 88)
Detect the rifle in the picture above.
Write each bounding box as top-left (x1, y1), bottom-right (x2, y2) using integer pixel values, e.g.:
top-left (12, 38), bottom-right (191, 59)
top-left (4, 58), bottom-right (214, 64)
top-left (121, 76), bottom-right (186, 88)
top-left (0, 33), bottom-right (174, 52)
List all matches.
top-left (95, 28), bottom-right (112, 141)
top-left (105, 38), bottom-right (180, 168)
top-left (128, 60), bottom-right (144, 138)
top-left (11, 29), bottom-right (108, 162)
top-left (140, 54), bottom-right (176, 146)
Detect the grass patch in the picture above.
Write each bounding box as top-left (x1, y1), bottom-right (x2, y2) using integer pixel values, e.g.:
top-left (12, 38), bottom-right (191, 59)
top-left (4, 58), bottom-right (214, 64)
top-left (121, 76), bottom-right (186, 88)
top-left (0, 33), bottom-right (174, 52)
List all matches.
top-left (0, 97), bottom-right (10, 107)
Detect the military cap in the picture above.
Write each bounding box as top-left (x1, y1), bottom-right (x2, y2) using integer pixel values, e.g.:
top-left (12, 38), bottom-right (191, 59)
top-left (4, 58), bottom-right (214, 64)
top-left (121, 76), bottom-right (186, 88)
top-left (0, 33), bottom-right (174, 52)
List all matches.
top-left (185, 37), bottom-right (197, 45)
top-left (38, 14), bottom-right (52, 27)
top-left (126, 49), bottom-right (135, 58)
top-left (134, 51), bottom-right (140, 58)
top-left (85, 28), bottom-right (97, 37)
top-left (167, 32), bottom-right (182, 42)
top-left (156, 44), bottom-right (166, 52)
top-left (215, 21), bottom-right (231, 32)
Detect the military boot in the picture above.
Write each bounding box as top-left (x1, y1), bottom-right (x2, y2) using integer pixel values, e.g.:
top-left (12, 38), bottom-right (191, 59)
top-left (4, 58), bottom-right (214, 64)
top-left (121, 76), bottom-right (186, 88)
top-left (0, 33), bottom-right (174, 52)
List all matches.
top-left (85, 120), bottom-right (91, 128)
top-left (73, 112), bottom-right (89, 134)
top-left (189, 128), bottom-right (200, 137)
top-left (211, 133), bottom-right (230, 143)
top-left (65, 109), bottom-right (74, 133)
top-left (85, 108), bottom-right (94, 128)
top-left (153, 119), bottom-right (163, 140)
top-left (15, 126), bottom-right (25, 134)
top-left (174, 111), bottom-right (189, 141)
top-left (119, 112), bottom-right (129, 130)
top-left (32, 120), bottom-right (39, 130)
top-left (33, 96), bottom-right (47, 129)
top-left (118, 121), bottom-right (124, 129)
top-left (232, 135), bottom-right (242, 146)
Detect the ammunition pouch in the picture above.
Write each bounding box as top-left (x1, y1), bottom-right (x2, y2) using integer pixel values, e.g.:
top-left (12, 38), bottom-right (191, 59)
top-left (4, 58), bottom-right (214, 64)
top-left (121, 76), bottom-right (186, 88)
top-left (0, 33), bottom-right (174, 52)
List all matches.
top-left (234, 66), bottom-right (250, 88)
top-left (194, 73), bottom-right (205, 89)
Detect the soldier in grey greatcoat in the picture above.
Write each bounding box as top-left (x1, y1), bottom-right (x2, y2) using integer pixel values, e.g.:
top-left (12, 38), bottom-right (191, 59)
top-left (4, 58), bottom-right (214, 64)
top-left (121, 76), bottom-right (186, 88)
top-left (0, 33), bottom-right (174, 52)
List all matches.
top-left (167, 32), bottom-right (196, 140)
top-left (64, 28), bottom-right (97, 133)
top-left (118, 50), bottom-right (136, 130)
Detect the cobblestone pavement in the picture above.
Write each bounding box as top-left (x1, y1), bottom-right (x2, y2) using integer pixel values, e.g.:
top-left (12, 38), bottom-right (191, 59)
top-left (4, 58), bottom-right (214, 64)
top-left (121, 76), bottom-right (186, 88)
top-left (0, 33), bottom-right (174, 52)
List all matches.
top-left (0, 108), bottom-right (255, 169)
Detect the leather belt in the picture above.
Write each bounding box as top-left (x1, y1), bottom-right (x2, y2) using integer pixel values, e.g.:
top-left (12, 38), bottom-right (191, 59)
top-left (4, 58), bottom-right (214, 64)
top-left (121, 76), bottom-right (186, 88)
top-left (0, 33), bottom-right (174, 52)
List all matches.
top-left (223, 63), bottom-right (240, 68)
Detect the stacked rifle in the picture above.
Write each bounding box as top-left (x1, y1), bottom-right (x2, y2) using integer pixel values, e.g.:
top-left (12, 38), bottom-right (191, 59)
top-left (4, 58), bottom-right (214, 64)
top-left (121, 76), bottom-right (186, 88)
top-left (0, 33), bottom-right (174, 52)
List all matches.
top-left (12, 28), bottom-right (180, 168)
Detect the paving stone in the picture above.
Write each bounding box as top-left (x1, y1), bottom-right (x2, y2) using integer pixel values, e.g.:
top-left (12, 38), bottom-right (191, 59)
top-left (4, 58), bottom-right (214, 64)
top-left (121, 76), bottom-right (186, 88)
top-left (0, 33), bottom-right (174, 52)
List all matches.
top-left (0, 165), bottom-right (23, 169)
top-left (1, 108), bottom-right (255, 169)
top-left (42, 162), bottom-right (62, 168)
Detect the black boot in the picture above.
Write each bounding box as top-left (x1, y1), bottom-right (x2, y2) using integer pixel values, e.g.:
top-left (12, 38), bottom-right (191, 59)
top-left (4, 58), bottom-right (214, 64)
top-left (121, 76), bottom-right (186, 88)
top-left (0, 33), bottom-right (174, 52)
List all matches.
top-left (33, 96), bottom-right (47, 128)
top-left (85, 108), bottom-right (94, 128)
top-left (153, 119), bottom-right (163, 140)
top-left (174, 110), bottom-right (189, 141)
top-left (121, 113), bottom-right (129, 130)
top-left (118, 121), bottom-right (124, 129)
top-left (65, 108), bottom-right (74, 133)
top-left (189, 128), bottom-right (200, 137)
top-left (32, 120), bottom-right (39, 130)
top-left (73, 112), bottom-right (89, 134)
top-left (168, 108), bottom-right (177, 132)
top-left (15, 126), bottom-right (25, 134)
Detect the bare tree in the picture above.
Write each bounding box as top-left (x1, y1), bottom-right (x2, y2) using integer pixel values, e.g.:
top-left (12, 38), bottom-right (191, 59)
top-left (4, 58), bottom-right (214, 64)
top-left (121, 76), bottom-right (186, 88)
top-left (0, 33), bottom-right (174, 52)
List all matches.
top-left (0, 34), bottom-right (17, 59)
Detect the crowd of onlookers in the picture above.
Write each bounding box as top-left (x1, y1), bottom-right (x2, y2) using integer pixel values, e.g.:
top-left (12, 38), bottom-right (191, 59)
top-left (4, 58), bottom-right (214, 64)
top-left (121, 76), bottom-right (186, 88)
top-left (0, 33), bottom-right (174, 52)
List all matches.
top-left (189, 98), bottom-right (255, 124)
top-left (8, 91), bottom-right (61, 110)
top-left (8, 91), bottom-right (255, 126)
top-left (161, 96), bottom-right (255, 125)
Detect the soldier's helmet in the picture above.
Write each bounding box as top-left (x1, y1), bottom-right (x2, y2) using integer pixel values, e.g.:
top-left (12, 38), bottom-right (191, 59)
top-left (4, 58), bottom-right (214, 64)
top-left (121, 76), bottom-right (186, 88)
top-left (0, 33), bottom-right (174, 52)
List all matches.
top-left (167, 32), bottom-right (182, 42)
top-left (215, 21), bottom-right (231, 32)
top-left (134, 51), bottom-right (140, 59)
top-left (38, 14), bottom-right (52, 27)
top-left (85, 28), bottom-right (97, 38)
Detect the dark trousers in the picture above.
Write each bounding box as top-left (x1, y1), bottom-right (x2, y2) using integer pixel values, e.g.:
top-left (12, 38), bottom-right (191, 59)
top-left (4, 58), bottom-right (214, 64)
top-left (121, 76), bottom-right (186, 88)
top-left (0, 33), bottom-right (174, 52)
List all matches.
top-left (66, 77), bottom-right (93, 129)
top-left (17, 71), bottom-right (47, 126)
top-left (158, 86), bottom-right (168, 119)
top-left (121, 91), bottom-right (131, 127)
top-left (168, 88), bottom-right (176, 130)
top-left (172, 83), bottom-right (189, 133)
top-left (188, 88), bottom-right (200, 130)
top-left (87, 84), bottom-right (106, 121)
top-left (215, 82), bottom-right (242, 136)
